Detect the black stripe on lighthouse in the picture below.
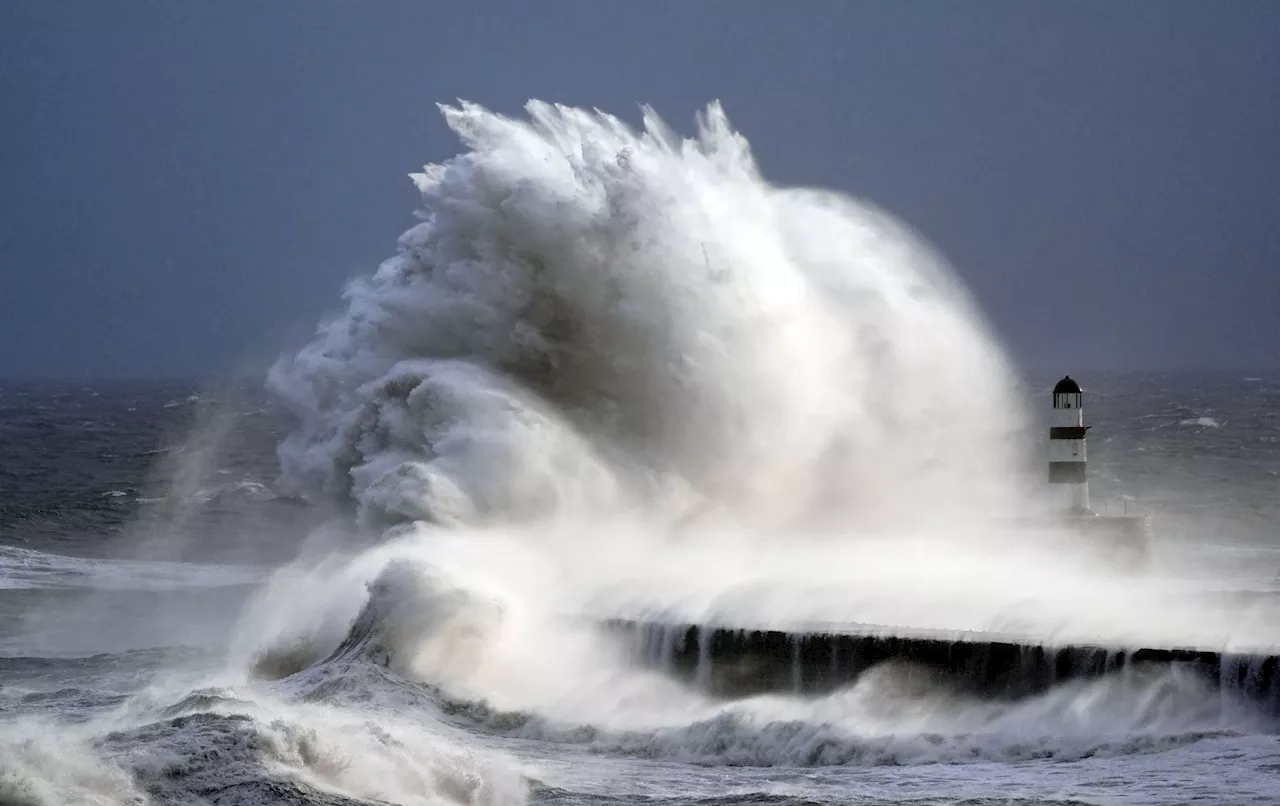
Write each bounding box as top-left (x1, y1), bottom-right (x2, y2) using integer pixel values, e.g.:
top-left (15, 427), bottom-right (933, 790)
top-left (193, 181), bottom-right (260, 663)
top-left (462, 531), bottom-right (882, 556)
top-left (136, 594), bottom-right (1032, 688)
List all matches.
top-left (1049, 426), bottom-right (1090, 440)
top-left (1048, 462), bottom-right (1087, 483)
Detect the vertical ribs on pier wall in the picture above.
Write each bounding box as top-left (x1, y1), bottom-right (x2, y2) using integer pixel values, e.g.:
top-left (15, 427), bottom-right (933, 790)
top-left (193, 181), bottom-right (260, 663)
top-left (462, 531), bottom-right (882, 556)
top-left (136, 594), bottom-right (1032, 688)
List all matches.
top-left (609, 620), bottom-right (1280, 710)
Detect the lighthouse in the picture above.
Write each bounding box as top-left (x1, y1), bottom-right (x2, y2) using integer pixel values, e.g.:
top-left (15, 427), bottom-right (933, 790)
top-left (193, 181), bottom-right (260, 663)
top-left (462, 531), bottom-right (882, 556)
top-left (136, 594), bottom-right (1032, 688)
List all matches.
top-left (1049, 375), bottom-right (1091, 514)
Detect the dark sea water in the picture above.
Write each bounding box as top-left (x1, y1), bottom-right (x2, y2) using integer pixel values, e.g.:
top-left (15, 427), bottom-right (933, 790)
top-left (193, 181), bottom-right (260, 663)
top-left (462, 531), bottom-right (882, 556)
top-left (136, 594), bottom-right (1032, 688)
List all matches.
top-left (2, 372), bottom-right (1279, 806)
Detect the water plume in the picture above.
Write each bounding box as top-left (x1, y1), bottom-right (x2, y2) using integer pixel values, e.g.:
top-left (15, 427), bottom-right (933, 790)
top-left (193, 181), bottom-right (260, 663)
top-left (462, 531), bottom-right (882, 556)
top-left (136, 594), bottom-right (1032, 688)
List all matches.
top-left (268, 100), bottom-right (1033, 535)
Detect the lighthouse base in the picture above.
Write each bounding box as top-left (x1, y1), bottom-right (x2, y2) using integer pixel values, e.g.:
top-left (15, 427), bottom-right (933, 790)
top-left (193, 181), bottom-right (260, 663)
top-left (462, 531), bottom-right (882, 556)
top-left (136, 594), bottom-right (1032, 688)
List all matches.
top-left (1068, 513), bottom-right (1153, 567)
top-left (994, 512), bottom-right (1154, 570)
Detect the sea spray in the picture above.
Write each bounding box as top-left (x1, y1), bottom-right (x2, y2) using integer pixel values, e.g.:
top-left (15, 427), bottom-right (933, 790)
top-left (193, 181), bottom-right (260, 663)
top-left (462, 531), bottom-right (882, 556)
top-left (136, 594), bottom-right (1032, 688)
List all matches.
top-left (241, 100), bottom-right (1276, 774)
top-left (6, 99), bottom-right (1278, 806)
top-left (268, 100), bottom-right (1033, 535)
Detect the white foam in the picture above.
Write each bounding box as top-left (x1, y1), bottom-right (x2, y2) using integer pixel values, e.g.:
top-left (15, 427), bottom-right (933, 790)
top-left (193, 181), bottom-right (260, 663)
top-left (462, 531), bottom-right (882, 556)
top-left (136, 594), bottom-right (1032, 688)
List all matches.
top-left (244, 100), bottom-right (1280, 752)
top-left (268, 99), bottom-right (1034, 534)
top-left (1180, 416), bottom-right (1221, 428)
top-left (0, 722), bottom-right (142, 806)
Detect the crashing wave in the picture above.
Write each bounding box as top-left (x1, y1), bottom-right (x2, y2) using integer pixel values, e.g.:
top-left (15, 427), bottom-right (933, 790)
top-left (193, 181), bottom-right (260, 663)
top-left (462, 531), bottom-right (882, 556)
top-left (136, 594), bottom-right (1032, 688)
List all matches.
top-left (268, 100), bottom-right (1033, 534)
top-left (248, 557), bottom-right (504, 686)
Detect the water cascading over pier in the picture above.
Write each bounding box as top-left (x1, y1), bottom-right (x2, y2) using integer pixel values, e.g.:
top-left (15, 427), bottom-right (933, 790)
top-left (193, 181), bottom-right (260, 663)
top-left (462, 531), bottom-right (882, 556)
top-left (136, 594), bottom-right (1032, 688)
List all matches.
top-left (611, 619), bottom-right (1280, 711)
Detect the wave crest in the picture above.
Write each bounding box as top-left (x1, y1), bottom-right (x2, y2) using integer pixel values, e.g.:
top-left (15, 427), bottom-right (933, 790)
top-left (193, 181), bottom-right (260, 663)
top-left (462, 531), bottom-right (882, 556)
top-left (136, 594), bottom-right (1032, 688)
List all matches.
top-left (269, 100), bottom-right (1031, 533)
top-left (246, 555), bottom-right (504, 688)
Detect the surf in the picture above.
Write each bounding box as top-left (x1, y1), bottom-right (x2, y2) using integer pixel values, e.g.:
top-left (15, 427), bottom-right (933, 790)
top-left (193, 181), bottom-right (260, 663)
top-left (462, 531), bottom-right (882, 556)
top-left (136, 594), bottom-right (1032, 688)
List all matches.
top-left (229, 99), bottom-right (1279, 760)
top-left (267, 99), bottom-right (1033, 536)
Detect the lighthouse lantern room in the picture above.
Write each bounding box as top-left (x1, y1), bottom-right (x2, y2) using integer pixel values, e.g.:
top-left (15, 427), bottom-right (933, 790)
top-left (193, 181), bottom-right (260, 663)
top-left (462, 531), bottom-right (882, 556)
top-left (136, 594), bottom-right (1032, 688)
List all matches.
top-left (1049, 375), bottom-right (1091, 514)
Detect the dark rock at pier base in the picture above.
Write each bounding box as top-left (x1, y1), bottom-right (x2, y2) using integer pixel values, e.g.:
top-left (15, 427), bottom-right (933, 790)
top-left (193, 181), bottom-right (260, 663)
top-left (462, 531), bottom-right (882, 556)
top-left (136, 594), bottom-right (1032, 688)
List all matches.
top-left (608, 619), bottom-right (1280, 711)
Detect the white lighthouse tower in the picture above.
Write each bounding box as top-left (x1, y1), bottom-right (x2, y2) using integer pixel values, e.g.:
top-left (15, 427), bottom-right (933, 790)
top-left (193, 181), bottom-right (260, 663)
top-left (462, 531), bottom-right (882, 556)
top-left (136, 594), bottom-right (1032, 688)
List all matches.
top-left (1049, 376), bottom-right (1091, 515)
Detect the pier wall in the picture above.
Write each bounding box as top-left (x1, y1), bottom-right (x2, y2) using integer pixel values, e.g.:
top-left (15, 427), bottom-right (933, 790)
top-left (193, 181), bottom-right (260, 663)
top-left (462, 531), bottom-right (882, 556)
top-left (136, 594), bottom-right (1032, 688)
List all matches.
top-left (610, 619), bottom-right (1280, 711)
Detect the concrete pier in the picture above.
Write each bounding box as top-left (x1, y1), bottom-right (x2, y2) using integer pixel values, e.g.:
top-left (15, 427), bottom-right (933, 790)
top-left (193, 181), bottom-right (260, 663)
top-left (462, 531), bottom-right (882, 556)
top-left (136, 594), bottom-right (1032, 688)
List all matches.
top-left (609, 619), bottom-right (1280, 710)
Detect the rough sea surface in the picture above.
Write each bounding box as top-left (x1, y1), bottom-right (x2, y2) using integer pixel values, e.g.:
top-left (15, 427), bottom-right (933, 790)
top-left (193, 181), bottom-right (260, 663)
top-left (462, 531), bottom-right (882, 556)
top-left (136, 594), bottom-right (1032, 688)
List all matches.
top-left (3, 102), bottom-right (1279, 806)
top-left (2, 375), bottom-right (1278, 806)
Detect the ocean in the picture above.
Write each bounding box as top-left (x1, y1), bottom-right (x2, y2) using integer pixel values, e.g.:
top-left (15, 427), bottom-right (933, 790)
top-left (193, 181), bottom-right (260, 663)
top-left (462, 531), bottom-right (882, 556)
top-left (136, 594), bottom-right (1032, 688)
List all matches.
top-left (3, 102), bottom-right (1279, 806)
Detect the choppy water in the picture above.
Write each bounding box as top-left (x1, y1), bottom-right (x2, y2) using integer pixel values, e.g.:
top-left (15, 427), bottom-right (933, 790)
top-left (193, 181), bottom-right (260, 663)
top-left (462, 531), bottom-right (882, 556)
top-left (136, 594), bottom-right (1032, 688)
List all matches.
top-left (3, 379), bottom-right (1277, 806)
top-left (3, 102), bottom-right (1280, 806)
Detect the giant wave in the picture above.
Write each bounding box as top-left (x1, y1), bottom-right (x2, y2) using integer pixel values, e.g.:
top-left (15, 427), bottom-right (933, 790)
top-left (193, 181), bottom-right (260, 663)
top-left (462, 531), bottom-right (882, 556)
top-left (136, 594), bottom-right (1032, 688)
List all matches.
top-left (267, 100), bottom-right (1034, 535)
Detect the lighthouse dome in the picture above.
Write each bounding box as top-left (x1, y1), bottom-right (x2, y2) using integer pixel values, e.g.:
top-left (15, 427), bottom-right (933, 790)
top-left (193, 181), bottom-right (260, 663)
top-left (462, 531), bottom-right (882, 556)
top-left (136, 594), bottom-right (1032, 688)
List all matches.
top-left (1053, 376), bottom-right (1082, 395)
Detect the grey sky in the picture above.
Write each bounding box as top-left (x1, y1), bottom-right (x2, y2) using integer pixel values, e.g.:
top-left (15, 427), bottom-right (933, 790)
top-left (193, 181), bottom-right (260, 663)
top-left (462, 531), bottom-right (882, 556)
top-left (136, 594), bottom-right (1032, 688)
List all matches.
top-left (2, 1), bottom-right (1276, 378)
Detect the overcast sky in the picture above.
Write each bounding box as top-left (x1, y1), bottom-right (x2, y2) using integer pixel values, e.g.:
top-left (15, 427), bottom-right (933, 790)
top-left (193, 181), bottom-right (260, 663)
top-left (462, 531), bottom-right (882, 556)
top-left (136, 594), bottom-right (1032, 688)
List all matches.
top-left (2, 1), bottom-right (1276, 378)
